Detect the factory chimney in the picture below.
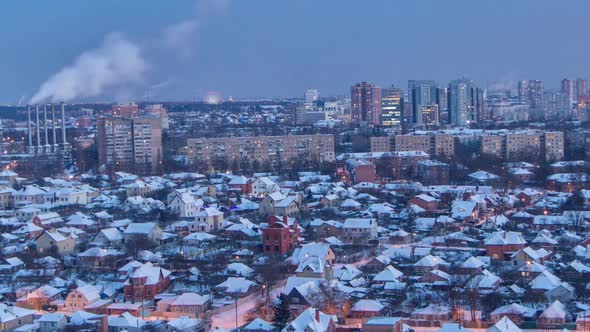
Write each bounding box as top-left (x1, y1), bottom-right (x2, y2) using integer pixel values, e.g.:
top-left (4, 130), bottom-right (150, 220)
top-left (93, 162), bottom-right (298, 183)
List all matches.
top-left (52, 104), bottom-right (57, 151)
top-left (27, 106), bottom-right (33, 154)
top-left (35, 105), bottom-right (41, 153)
top-left (43, 104), bottom-right (50, 151)
top-left (61, 102), bottom-right (67, 146)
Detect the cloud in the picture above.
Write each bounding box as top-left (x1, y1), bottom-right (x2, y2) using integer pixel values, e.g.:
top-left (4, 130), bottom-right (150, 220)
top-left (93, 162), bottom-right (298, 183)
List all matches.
top-left (30, 33), bottom-right (147, 104)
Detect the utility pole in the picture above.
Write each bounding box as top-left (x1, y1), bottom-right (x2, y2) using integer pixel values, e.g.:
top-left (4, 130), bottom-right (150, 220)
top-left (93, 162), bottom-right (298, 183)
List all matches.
top-left (235, 295), bottom-right (238, 331)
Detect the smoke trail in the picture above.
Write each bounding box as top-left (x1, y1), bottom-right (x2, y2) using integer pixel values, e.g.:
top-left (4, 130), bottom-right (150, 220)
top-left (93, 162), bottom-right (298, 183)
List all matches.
top-left (30, 33), bottom-right (146, 104)
top-left (30, 0), bottom-right (231, 104)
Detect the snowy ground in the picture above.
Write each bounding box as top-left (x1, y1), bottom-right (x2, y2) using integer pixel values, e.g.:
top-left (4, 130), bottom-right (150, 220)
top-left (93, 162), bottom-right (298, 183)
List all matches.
top-left (209, 282), bottom-right (283, 330)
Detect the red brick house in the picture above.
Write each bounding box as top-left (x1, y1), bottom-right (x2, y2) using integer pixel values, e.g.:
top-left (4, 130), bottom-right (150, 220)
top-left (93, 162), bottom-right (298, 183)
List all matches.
top-left (262, 216), bottom-right (300, 255)
top-left (123, 262), bottom-right (171, 302)
top-left (350, 299), bottom-right (385, 320)
top-left (484, 231), bottom-right (527, 261)
top-left (16, 285), bottom-right (61, 310)
top-left (408, 194), bottom-right (438, 211)
top-left (228, 176), bottom-right (253, 195)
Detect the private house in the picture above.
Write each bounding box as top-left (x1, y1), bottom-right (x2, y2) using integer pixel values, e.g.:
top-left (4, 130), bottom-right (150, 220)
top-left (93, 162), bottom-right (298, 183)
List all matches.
top-left (192, 207), bottom-right (224, 232)
top-left (123, 222), bottom-right (163, 245)
top-left (156, 292), bottom-right (209, 317)
top-left (168, 190), bottom-right (203, 218)
top-left (484, 231), bottom-right (527, 261)
top-left (63, 285), bottom-right (101, 312)
top-left (408, 194), bottom-right (439, 212)
top-left (252, 177), bottom-right (279, 196)
top-left (341, 218), bottom-right (378, 244)
top-left (262, 215), bottom-right (300, 255)
top-left (273, 196), bottom-right (300, 216)
top-left (123, 262), bottom-right (172, 302)
top-left (35, 230), bottom-right (76, 256)
top-left (0, 303), bottom-right (35, 331)
top-left (16, 285), bottom-right (61, 310)
top-left (258, 192), bottom-right (286, 215)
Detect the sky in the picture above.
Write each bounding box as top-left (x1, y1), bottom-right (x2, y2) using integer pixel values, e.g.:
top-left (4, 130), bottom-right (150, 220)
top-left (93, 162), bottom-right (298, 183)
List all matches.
top-left (1, 0), bottom-right (590, 104)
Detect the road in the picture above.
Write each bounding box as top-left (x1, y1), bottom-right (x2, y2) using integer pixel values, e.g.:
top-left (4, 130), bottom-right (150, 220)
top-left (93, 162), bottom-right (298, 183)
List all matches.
top-left (209, 281), bottom-right (284, 330)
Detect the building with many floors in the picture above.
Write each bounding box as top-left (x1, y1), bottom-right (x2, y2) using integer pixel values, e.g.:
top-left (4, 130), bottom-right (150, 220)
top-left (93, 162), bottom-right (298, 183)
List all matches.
top-left (187, 134), bottom-right (335, 171)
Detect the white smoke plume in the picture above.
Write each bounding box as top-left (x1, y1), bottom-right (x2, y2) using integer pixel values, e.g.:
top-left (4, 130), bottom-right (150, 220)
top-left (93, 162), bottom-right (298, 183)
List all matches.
top-left (29, 0), bottom-right (230, 104)
top-left (162, 19), bottom-right (200, 58)
top-left (30, 33), bottom-right (146, 104)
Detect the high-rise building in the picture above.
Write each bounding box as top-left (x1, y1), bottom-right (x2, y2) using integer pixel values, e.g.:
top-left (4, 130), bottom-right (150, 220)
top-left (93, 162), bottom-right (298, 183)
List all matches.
top-left (97, 117), bottom-right (162, 174)
top-left (561, 78), bottom-right (577, 107)
top-left (380, 86), bottom-right (404, 126)
top-left (436, 87), bottom-right (449, 122)
top-left (563, 78), bottom-right (589, 103)
top-left (304, 89), bottom-right (319, 105)
top-left (351, 82), bottom-right (381, 125)
top-left (448, 78), bottom-right (483, 126)
top-left (144, 104), bottom-right (169, 130)
top-left (408, 80), bottom-right (437, 124)
top-left (112, 103), bottom-right (140, 117)
top-left (420, 105), bottom-right (439, 127)
top-left (577, 79), bottom-right (588, 100)
top-left (518, 80), bottom-right (545, 110)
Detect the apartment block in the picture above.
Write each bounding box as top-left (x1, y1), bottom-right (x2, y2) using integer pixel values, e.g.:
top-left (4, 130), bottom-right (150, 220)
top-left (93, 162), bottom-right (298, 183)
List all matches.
top-left (375, 130), bottom-right (564, 162)
top-left (370, 136), bottom-right (393, 153)
top-left (370, 134), bottom-right (454, 158)
top-left (97, 117), bottom-right (163, 174)
top-left (186, 134), bottom-right (335, 171)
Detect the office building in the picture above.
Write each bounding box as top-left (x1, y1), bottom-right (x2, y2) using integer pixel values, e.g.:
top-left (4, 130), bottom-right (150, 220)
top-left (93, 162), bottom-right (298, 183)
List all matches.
top-left (96, 117), bottom-right (162, 174)
top-left (380, 86), bottom-right (404, 126)
top-left (351, 82), bottom-right (381, 125)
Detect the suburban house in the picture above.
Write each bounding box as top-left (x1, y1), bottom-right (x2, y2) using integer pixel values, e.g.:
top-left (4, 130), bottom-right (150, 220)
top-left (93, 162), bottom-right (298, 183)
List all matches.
top-left (35, 230), bottom-right (76, 256)
top-left (262, 215), bottom-right (300, 254)
top-left (192, 207), bottom-right (224, 232)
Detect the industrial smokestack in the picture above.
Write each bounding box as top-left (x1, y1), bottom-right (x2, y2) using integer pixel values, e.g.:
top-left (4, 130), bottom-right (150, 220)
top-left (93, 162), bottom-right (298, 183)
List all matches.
top-left (43, 104), bottom-right (49, 149)
top-left (35, 105), bottom-right (41, 150)
top-left (27, 106), bottom-right (32, 151)
top-left (52, 104), bottom-right (57, 150)
top-left (61, 102), bottom-right (67, 146)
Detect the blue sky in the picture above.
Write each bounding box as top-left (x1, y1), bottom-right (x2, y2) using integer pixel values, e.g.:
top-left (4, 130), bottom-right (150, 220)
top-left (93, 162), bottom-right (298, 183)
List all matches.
top-left (1, 0), bottom-right (589, 103)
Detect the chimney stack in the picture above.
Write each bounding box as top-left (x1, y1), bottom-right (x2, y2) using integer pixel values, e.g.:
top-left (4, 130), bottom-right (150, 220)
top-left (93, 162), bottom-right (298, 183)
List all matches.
top-left (51, 104), bottom-right (57, 150)
top-left (43, 104), bottom-right (50, 150)
top-left (27, 106), bottom-right (33, 153)
top-left (35, 105), bottom-right (41, 151)
top-left (61, 102), bottom-right (67, 146)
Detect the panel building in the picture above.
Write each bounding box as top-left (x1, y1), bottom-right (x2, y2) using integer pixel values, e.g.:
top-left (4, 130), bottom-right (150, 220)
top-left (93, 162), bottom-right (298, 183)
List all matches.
top-left (371, 130), bottom-right (563, 162)
top-left (351, 82), bottom-right (381, 125)
top-left (186, 134), bottom-right (335, 171)
top-left (96, 117), bottom-right (163, 174)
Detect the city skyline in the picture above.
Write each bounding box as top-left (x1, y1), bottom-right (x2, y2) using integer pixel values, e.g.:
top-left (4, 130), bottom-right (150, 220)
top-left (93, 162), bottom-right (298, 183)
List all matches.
top-left (2, 0), bottom-right (590, 103)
